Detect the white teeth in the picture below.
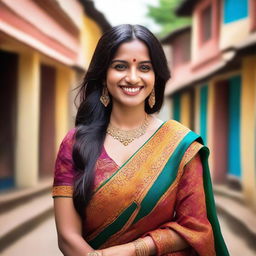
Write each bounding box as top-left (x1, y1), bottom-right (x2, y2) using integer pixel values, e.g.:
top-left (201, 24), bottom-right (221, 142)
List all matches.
top-left (122, 87), bottom-right (140, 93)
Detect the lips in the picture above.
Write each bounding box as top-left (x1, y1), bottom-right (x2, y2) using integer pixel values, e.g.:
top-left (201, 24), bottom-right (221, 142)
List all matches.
top-left (119, 86), bottom-right (144, 96)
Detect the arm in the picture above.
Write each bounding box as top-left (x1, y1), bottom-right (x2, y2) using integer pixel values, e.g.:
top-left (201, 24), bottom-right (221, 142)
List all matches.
top-left (54, 197), bottom-right (95, 256)
top-left (52, 129), bottom-right (98, 255)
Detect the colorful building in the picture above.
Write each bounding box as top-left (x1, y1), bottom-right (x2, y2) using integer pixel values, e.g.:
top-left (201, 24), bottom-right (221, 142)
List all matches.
top-left (0, 0), bottom-right (111, 191)
top-left (161, 0), bottom-right (256, 210)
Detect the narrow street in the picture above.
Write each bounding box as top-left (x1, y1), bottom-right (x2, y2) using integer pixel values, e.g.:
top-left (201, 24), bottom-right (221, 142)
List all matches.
top-left (2, 210), bottom-right (256, 256)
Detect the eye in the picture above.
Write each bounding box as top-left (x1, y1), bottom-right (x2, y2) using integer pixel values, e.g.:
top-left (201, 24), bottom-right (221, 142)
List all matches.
top-left (113, 63), bottom-right (127, 71)
top-left (139, 64), bottom-right (152, 72)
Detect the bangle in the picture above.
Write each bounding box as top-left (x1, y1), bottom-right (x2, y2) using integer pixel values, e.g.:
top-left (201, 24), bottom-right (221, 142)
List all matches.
top-left (133, 238), bottom-right (149, 256)
top-left (87, 251), bottom-right (103, 256)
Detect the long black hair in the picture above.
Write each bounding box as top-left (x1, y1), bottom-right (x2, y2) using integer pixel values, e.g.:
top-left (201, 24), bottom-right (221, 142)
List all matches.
top-left (72, 24), bottom-right (170, 215)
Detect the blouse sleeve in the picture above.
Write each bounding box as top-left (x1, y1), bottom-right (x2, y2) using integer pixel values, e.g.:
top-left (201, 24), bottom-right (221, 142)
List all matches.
top-left (146, 153), bottom-right (216, 256)
top-left (52, 128), bottom-right (76, 198)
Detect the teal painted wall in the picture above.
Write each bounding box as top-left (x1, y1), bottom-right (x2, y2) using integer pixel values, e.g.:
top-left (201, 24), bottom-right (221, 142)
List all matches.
top-left (173, 93), bottom-right (181, 122)
top-left (223, 0), bottom-right (248, 24)
top-left (200, 85), bottom-right (208, 144)
top-left (0, 178), bottom-right (14, 191)
top-left (228, 75), bottom-right (241, 177)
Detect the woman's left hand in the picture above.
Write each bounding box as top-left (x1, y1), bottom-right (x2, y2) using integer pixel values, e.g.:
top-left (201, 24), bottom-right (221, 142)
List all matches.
top-left (101, 242), bottom-right (135, 256)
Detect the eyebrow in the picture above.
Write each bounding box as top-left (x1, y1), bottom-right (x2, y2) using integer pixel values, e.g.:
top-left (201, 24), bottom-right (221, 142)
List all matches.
top-left (110, 60), bottom-right (152, 64)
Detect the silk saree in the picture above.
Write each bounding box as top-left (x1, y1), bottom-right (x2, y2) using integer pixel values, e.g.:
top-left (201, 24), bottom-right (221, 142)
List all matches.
top-left (52, 120), bottom-right (229, 256)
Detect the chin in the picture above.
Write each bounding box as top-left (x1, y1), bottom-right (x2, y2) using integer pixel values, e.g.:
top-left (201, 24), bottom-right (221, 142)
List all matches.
top-left (116, 100), bottom-right (146, 109)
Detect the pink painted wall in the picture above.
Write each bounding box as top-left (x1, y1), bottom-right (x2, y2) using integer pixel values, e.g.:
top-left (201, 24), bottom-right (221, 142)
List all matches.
top-left (250, 0), bottom-right (256, 31)
top-left (0, 0), bottom-right (78, 60)
top-left (212, 80), bottom-right (229, 183)
top-left (193, 0), bottom-right (220, 67)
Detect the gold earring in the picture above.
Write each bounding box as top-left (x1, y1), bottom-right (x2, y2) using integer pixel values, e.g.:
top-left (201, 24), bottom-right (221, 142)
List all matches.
top-left (100, 87), bottom-right (110, 107)
top-left (148, 88), bottom-right (155, 108)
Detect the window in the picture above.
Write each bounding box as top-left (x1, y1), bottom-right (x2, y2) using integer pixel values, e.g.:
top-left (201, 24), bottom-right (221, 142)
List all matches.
top-left (202, 5), bottom-right (212, 42)
top-left (173, 32), bottom-right (191, 67)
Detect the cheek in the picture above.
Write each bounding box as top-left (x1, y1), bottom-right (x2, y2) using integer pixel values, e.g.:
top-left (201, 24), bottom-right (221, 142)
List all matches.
top-left (144, 73), bottom-right (155, 86)
top-left (106, 71), bottom-right (123, 85)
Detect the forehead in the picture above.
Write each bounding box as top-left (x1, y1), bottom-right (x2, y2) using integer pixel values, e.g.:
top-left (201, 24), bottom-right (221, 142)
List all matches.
top-left (113, 40), bottom-right (150, 60)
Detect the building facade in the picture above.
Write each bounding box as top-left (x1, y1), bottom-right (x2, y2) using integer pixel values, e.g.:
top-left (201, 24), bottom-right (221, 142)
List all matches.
top-left (162, 0), bottom-right (256, 210)
top-left (0, 0), bottom-right (110, 190)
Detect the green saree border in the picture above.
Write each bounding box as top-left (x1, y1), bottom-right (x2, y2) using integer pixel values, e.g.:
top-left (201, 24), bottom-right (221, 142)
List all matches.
top-left (132, 131), bottom-right (199, 223)
top-left (199, 146), bottom-right (230, 256)
top-left (89, 202), bottom-right (137, 248)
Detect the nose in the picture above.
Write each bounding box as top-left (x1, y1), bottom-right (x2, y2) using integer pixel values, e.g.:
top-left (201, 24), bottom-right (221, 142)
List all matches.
top-left (124, 68), bottom-right (140, 85)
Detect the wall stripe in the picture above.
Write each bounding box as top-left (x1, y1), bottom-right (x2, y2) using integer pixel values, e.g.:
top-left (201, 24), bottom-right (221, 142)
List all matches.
top-left (228, 75), bottom-right (241, 177)
top-left (173, 93), bottom-right (181, 122)
top-left (200, 85), bottom-right (208, 144)
top-left (180, 92), bottom-right (191, 127)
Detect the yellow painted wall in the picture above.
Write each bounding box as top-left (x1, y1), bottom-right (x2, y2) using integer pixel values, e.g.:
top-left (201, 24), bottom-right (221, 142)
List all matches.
top-left (206, 80), bottom-right (215, 172)
top-left (81, 16), bottom-right (103, 69)
top-left (194, 86), bottom-right (200, 134)
top-left (16, 52), bottom-right (40, 187)
top-left (55, 66), bottom-right (76, 151)
top-left (180, 91), bottom-right (191, 128)
top-left (241, 56), bottom-right (256, 209)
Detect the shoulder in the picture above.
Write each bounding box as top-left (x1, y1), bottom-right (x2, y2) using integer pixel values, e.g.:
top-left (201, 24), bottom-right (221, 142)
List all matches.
top-left (163, 120), bottom-right (206, 159)
top-left (60, 127), bottom-right (76, 145)
top-left (164, 119), bottom-right (191, 133)
top-left (57, 127), bottom-right (77, 154)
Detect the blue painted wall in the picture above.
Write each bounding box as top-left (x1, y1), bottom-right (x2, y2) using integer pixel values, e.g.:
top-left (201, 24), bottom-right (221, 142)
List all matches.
top-left (223, 0), bottom-right (248, 24)
top-left (228, 75), bottom-right (241, 178)
top-left (173, 93), bottom-right (181, 122)
top-left (200, 85), bottom-right (208, 145)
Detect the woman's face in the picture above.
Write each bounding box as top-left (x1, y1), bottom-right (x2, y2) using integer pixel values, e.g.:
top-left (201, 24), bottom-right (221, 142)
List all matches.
top-left (106, 39), bottom-right (155, 109)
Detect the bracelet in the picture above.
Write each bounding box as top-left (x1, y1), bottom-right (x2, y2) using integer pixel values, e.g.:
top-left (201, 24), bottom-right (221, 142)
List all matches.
top-left (133, 238), bottom-right (150, 256)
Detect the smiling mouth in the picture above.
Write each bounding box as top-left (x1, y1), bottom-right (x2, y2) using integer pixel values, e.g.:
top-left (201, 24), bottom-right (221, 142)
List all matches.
top-left (119, 86), bottom-right (144, 93)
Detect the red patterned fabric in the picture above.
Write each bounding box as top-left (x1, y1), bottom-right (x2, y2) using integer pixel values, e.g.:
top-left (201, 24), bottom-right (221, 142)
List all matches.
top-left (145, 154), bottom-right (215, 255)
top-left (52, 129), bottom-right (119, 197)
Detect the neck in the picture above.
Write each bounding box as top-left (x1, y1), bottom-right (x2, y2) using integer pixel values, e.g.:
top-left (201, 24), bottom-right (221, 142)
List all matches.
top-left (110, 103), bottom-right (147, 129)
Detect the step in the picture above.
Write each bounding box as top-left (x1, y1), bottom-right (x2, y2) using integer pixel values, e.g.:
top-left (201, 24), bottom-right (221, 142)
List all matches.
top-left (0, 192), bottom-right (53, 252)
top-left (214, 184), bottom-right (244, 204)
top-left (0, 178), bottom-right (52, 213)
top-left (214, 192), bottom-right (256, 238)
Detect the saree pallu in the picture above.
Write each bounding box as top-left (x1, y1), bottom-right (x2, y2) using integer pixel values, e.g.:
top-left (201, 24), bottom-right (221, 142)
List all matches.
top-left (52, 120), bottom-right (229, 256)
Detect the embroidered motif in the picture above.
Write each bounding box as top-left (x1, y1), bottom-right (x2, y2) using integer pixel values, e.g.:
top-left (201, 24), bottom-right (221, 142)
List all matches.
top-left (148, 229), bottom-right (173, 255)
top-left (52, 185), bottom-right (73, 197)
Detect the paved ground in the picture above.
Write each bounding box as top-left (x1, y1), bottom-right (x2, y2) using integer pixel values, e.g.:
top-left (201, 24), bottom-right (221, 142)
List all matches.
top-left (1, 216), bottom-right (62, 256)
top-left (2, 212), bottom-right (256, 256)
top-left (218, 214), bottom-right (255, 256)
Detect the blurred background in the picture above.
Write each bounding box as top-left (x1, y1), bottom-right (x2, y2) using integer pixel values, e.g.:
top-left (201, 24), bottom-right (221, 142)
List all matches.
top-left (0, 0), bottom-right (255, 255)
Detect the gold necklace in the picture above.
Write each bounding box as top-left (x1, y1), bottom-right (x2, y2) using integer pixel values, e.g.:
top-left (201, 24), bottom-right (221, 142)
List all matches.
top-left (107, 115), bottom-right (150, 146)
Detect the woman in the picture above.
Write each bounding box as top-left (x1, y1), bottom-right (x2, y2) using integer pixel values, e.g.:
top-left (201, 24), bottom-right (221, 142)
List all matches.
top-left (52, 24), bottom-right (229, 256)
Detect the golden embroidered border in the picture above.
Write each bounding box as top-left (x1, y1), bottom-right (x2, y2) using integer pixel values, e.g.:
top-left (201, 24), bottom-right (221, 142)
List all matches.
top-left (52, 185), bottom-right (73, 197)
